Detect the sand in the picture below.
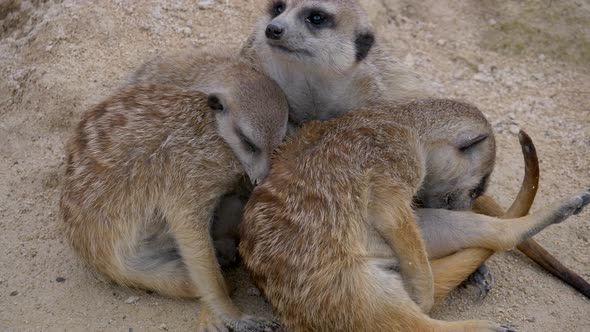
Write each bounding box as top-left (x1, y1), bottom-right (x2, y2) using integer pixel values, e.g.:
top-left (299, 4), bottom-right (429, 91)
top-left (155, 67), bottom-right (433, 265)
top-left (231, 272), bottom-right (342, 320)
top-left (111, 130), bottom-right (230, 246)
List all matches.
top-left (0, 0), bottom-right (588, 331)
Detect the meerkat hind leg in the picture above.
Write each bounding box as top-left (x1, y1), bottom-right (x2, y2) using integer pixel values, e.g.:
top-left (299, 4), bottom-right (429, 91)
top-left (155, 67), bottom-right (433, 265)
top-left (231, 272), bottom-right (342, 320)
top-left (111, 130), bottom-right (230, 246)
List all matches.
top-left (124, 208), bottom-right (199, 298)
top-left (418, 189), bottom-right (590, 259)
top-left (428, 189), bottom-right (588, 301)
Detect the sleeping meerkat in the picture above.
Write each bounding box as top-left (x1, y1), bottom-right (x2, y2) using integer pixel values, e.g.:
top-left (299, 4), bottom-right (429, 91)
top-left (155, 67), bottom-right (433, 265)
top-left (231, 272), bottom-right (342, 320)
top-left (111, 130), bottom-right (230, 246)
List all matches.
top-left (240, 0), bottom-right (590, 296)
top-left (239, 99), bottom-right (590, 332)
top-left (60, 58), bottom-right (288, 332)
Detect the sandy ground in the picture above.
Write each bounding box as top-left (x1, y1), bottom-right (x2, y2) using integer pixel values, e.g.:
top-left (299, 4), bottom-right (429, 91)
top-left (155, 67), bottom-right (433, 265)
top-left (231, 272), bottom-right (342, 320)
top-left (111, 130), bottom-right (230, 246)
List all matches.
top-left (0, 0), bottom-right (589, 331)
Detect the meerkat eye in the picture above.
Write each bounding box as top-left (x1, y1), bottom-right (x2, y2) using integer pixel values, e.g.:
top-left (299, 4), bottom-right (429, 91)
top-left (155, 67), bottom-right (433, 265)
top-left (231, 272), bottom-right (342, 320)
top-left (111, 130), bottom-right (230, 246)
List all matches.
top-left (242, 138), bottom-right (259, 154)
top-left (236, 129), bottom-right (260, 154)
top-left (271, 2), bottom-right (285, 17)
top-left (457, 134), bottom-right (488, 152)
top-left (307, 12), bottom-right (326, 26)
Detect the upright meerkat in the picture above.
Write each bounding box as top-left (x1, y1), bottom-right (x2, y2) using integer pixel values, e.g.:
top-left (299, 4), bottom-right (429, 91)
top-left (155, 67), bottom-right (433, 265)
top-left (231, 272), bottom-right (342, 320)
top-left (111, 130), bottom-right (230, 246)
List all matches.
top-left (240, 0), bottom-right (427, 125)
top-left (240, 0), bottom-right (589, 296)
top-left (60, 57), bottom-right (289, 332)
top-left (239, 99), bottom-right (590, 331)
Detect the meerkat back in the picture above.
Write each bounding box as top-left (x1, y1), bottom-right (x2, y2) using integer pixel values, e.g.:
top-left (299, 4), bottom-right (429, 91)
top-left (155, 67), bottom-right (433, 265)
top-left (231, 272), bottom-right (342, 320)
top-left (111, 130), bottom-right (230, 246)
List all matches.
top-left (125, 47), bottom-right (239, 90)
top-left (60, 58), bottom-right (288, 332)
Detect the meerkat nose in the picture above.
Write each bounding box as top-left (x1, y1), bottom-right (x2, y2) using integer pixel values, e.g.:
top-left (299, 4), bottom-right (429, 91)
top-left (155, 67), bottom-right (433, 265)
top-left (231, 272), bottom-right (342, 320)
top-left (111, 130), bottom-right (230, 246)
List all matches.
top-left (265, 24), bottom-right (284, 40)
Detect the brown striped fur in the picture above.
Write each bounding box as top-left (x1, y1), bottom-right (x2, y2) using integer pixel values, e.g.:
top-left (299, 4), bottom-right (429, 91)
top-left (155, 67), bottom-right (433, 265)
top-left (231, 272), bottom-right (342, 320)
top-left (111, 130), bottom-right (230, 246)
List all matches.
top-left (239, 99), bottom-right (590, 332)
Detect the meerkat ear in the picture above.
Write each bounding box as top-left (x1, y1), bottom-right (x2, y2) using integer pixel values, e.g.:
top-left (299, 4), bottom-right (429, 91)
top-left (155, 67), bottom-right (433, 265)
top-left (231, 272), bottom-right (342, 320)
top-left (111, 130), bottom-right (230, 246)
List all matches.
top-left (207, 93), bottom-right (225, 112)
top-left (455, 133), bottom-right (489, 151)
top-left (354, 30), bottom-right (375, 62)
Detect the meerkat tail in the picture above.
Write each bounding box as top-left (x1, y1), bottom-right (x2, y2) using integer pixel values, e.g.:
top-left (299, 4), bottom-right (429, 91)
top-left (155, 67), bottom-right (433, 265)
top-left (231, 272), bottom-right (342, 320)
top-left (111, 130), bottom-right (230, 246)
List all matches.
top-left (475, 130), bottom-right (590, 298)
top-left (518, 239), bottom-right (590, 298)
top-left (503, 130), bottom-right (540, 218)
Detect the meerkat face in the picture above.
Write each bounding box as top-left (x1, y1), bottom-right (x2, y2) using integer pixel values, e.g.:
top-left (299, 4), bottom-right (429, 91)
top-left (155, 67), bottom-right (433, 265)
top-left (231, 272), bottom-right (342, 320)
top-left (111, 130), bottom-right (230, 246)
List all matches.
top-left (256, 0), bottom-right (375, 72)
top-left (207, 88), bottom-right (288, 186)
top-left (418, 130), bottom-right (496, 211)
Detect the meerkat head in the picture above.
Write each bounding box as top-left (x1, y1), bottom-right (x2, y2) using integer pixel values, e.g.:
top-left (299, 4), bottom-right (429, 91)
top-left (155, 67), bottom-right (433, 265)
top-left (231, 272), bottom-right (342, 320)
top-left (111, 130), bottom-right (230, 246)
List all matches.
top-left (207, 65), bottom-right (289, 185)
top-left (254, 0), bottom-right (375, 72)
top-left (414, 101), bottom-right (496, 210)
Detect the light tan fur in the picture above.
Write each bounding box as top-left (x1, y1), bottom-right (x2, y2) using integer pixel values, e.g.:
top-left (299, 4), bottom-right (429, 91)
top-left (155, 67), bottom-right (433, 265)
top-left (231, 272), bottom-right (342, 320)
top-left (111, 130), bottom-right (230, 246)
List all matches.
top-left (240, 0), bottom-right (428, 125)
top-left (60, 57), bottom-right (289, 332)
top-left (240, 0), bottom-right (590, 297)
top-left (239, 99), bottom-right (590, 332)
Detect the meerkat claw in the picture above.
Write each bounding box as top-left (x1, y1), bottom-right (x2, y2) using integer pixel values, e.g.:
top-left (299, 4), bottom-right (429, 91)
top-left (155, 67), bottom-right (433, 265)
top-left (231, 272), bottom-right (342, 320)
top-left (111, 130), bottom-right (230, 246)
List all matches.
top-left (572, 189), bottom-right (590, 215)
top-left (464, 264), bottom-right (493, 300)
top-left (230, 316), bottom-right (282, 332)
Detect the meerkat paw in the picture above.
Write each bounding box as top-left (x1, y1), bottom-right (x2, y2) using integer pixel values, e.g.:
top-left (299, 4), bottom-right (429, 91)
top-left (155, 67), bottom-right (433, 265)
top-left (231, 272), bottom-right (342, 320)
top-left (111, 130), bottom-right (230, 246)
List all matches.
top-left (197, 309), bottom-right (230, 332)
top-left (229, 315), bottom-right (282, 332)
top-left (550, 189), bottom-right (590, 223)
top-left (462, 264), bottom-right (493, 300)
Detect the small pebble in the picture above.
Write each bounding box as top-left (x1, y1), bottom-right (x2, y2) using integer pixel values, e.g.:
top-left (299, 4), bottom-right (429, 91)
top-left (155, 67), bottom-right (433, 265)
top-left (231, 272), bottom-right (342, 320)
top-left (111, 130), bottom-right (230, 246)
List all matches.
top-left (125, 296), bottom-right (140, 304)
top-left (473, 73), bottom-right (494, 83)
top-left (538, 54), bottom-right (545, 61)
top-left (178, 27), bottom-right (192, 36)
top-left (159, 323), bottom-right (168, 331)
top-left (10, 290), bottom-right (18, 296)
top-left (437, 39), bottom-right (446, 46)
top-left (404, 53), bottom-right (415, 67)
top-left (489, 18), bottom-right (497, 25)
top-left (198, 0), bottom-right (215, 9)
top-left (56, 276), bottom-right (66, 283)
top-left (509, 124), bottom-right (520, 135)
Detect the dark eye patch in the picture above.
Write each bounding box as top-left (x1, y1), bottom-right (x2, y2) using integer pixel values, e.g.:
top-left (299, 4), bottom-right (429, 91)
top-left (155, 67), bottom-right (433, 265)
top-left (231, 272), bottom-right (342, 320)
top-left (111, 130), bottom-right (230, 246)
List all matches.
top-left (354, 31), bottom-right (375, 62)
top-left (301, 8), bottom-right (335, 29)
top-left (235, 128), bottom-right (260, 154)
top-left (269, 1), bottom-right (285, 18)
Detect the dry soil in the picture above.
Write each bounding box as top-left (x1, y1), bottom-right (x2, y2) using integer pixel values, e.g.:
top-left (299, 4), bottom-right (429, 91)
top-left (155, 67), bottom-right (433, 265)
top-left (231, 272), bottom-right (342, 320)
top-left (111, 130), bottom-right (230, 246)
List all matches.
top-left (0, 0), bottom-right (588, 331)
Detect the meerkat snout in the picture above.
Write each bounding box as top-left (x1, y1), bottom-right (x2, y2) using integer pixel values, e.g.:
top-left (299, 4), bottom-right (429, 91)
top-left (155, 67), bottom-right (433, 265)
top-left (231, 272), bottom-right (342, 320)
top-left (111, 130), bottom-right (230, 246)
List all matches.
top-left (265, 23), bottom-right (284, 40)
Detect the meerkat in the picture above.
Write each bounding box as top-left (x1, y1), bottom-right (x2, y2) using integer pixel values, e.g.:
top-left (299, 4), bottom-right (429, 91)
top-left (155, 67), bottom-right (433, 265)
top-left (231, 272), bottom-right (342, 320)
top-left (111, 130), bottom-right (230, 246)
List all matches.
top-left (240, 0), bottom-right (427, 125)
top-left (60, 58), bottom-right (289, 332)
top-left (239, 99), bottom-right (590, 332)
top-left (240, 0), bottom-right (589, 296)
